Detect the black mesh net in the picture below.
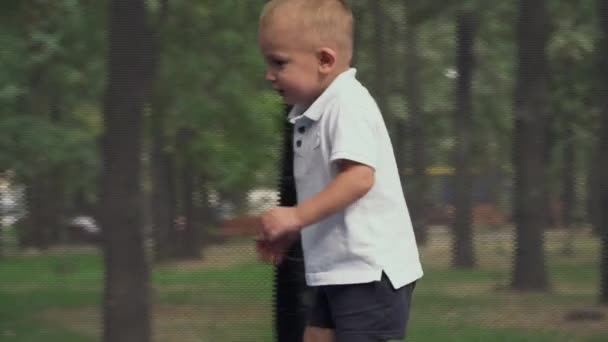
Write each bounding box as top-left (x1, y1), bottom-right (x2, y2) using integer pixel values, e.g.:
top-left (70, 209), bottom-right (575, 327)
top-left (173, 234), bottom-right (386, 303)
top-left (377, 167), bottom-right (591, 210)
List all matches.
top-left (0, 1), bottom-right (607, 341)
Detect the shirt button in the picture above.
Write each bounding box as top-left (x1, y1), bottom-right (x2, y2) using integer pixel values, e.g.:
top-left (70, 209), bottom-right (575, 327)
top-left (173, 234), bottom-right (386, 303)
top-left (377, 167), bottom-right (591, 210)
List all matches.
top-left (298, 126), bottom-right (306, 134)
top-left (296, 140), bottom-right (302, 147)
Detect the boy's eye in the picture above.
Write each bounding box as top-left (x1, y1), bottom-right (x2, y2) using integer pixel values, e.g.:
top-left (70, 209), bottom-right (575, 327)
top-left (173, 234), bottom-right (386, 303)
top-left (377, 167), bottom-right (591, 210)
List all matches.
top-left (271, 58), bottom-right (287, 67)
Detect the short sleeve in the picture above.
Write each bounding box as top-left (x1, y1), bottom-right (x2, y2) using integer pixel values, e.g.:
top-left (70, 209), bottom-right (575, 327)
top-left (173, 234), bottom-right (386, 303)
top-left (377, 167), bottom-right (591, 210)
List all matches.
top-left (328, 102), bottom-right (378, 169)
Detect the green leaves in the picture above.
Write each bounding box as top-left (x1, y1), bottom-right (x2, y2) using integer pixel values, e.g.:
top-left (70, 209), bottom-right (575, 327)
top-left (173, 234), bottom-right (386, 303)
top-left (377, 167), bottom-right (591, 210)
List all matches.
top-left (0, 0), bottom-right (601, 214)
top-left (150, 0), bottom-right (282, 195)
top-left (0, 116), bottom-right (97, 181)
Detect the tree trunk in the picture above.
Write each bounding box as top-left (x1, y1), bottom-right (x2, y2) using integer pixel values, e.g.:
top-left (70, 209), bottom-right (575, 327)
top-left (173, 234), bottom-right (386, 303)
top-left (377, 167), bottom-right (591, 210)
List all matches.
top-left (21, 171), bottom-right (67, 249)
top-left (403, 6), bottom-right (429, 246)
top-left (561, 125), bottom-right (575, 228)
top-left (183, 170), bottom-right (202, 259)
top-left (560, 124), bottom-right (576, 255)
top-left (17, 39), bottom-right (63, 250)
top-left (597, 0), bottom-right (608, 306)
top-left (599, 102), bottom-right (608, 305)
top-left (150, 108), bottom-right (174, 262)
top-left (100, 0), bottom-right (154, 341)
top-left (511, 0), bottom-right (551, 291)
top-left (194, 176), bottom-right (213, 244)
top-left (452, 11), bottom-right (476, 269)
top-left (162, 153), bottom-right (179, 255)
top-left (47, 94), bottom-right (69, 245)
top-left (588, 146), bottom-right (602, 236)
top-left (21, 179), bottom-right (53, 250)
top-left (0, 184), bottom-right (4, 259)
top-left (351, 1), bottom-right (363, 67)
top-left (371, 0), bottom-right (389, 123)
top-left (174, 129), bottom-right (202, 260)
top-left (147, 0), bottom-right (172, 263)
top-left (47, 168), bottom-right (68, 245)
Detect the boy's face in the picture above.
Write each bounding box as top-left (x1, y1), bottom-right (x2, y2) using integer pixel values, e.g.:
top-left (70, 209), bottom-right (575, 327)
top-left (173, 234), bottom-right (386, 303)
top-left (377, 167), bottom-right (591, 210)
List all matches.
top-left (259, 18), bottom-right (324, 106)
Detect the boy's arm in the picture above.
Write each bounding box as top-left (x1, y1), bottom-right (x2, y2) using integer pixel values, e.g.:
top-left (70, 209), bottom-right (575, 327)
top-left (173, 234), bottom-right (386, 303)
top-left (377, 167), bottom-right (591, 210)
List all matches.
top-left (297, 160), bottom-right (374, 226)
top-left (261, 160), bottom-right (374, 241)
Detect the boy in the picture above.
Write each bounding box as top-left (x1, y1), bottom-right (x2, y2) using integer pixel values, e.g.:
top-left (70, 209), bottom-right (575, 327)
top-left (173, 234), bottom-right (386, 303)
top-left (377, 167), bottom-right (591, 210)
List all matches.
top-left (257, 1), bottom-right (423, 341)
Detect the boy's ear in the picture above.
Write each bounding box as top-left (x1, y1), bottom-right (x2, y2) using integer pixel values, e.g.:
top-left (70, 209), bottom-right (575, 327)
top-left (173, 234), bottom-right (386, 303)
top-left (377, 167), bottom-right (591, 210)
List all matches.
top-left (317, 47), bottom-right (337, 74)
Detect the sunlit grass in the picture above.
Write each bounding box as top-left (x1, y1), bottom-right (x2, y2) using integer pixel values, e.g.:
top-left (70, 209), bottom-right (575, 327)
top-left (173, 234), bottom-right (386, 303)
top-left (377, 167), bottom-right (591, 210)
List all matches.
top-left (0, 227), bottom-right (605, 342)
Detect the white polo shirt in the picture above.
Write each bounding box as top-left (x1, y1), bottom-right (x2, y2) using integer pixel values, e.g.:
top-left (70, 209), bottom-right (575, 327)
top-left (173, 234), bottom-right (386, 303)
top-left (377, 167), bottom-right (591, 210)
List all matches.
top-left (288, 68), bottom-right (423, 289)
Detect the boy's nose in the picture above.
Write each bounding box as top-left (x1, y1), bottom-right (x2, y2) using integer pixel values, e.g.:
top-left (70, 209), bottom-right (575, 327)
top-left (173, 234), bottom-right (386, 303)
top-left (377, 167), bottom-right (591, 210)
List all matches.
top-left (265, 69), bottom-right (276, 82)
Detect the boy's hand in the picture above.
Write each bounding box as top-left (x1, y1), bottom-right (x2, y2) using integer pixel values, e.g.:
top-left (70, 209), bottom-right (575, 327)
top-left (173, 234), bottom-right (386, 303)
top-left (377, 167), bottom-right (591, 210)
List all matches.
top-left (255, 233), bottom-right (298, 265)
top-left (261, 206), bottom-right (303, 241)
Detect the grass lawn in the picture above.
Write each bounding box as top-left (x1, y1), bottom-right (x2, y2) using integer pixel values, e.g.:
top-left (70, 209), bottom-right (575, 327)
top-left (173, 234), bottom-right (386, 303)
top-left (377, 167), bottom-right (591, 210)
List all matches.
top-left (0, 227), bottom-right (606, 341)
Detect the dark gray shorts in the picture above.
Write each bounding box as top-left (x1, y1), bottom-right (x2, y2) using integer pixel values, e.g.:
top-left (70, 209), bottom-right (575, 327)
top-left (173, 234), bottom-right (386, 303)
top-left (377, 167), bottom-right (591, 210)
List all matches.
top-left (308, 272), bottom-right (416, 342)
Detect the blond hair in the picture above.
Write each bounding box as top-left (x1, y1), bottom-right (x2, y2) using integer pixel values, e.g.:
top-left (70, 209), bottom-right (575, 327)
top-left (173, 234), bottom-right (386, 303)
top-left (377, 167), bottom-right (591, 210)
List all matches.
top-left (260, 0), bottom-right (354, 62)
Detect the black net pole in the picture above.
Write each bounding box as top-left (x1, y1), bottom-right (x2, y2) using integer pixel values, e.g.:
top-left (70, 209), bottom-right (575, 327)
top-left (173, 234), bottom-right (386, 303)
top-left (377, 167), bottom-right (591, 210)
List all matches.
top-left (273, 108), bottom-right (312, 341)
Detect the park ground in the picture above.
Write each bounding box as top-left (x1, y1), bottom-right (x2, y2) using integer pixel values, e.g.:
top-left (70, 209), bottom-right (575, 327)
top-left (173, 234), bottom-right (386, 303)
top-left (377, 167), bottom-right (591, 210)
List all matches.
top-left (1, 226), bottom-right (607, 342)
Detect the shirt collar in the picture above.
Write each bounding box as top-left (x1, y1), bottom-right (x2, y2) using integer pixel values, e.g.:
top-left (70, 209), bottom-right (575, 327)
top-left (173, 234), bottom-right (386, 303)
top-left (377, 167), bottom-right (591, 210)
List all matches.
top-left (288, 68), bottom-right (357, 124)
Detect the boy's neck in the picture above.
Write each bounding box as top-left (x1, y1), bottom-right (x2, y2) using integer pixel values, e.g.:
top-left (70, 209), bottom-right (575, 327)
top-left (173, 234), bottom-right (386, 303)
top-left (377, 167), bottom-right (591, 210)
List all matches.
top-left (320, 65), bottom-right (350, 92)
top-left (300, 65), bottom-right (351, 109)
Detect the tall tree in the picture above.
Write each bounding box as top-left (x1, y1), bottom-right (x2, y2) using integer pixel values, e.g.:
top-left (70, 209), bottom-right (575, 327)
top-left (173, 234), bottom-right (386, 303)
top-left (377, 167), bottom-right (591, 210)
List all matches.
top-left (147, 0), bottom-right (175, 263)
top-left (150, 103), bottom-right (175, 261)
top-left (0, 1), bottom-right (104, 251)
top-left (402, 0), bottom-right (431, 246)
top-left (18, 4), bottom-right (62, 250)
top-left (452, 10), bottom-right (477, 268)
top-left (546, 0), bottom-right (597, 252)
top-left (351, 0), bottom-right (363, 67)
top-left (175, 128), bottom-right (202, 259)
top-left (598, 0), bottom-right (608, 305)
top-left (559, 123), bottom-right (576, 255)
top-left (371, 0), bottom-right (389, 118)
top-left (589, 145), bottom-right (602, 236)
top-left (0, 177), bottom-right (4, 259)
top-left (511, 0), bottom-right (551, 291)
top-left (100, 0), bottom-right (155, 340)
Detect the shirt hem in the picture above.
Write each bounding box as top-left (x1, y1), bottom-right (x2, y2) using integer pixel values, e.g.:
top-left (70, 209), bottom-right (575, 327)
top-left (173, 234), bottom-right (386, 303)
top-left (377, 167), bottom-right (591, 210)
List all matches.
top-left (305, 266), bottom-right (424, 288)
top-left (306, 269), bottom-right (382, 286)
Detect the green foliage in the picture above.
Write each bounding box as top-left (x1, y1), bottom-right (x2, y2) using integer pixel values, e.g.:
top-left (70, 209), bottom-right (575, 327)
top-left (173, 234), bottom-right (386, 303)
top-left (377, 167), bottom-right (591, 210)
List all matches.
top-left (0, 0), bottom-right (104, 213)
top-left (0, 116), bottom-right (98, 186)
top-left (153, 0), bottom-right (283, 195)
top-left (2, 0), bottom-right (282, 213)
top-left (0, 0), bottom-right (603, 224)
